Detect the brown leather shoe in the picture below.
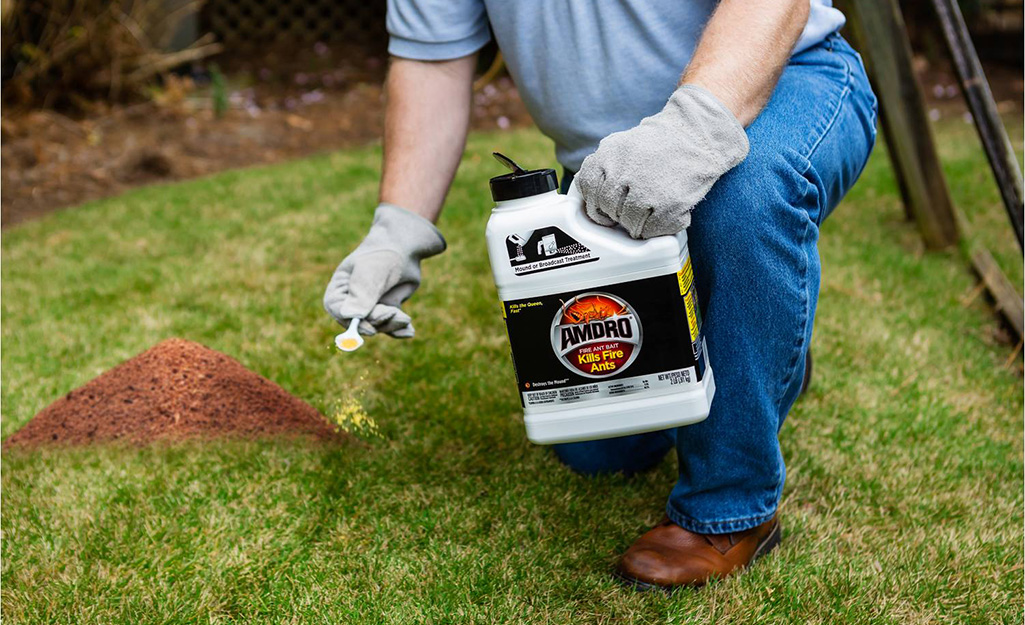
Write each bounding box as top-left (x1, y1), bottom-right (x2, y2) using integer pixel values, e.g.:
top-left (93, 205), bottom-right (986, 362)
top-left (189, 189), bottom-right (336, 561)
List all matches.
top-left (615, 515), bottom-right (781, 590)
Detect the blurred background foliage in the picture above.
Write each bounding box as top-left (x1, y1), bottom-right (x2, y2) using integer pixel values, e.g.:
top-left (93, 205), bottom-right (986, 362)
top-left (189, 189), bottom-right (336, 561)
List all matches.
top-left (0, 0), bottom-right (1020, 282)
top-left (1, 0), bottom-right (1019, 114)
top-left (1, 0), bottom-right (220, 110)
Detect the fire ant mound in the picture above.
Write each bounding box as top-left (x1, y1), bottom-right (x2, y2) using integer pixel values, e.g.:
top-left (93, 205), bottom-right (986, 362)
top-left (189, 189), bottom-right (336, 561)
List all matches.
top-left (4, 338), bottom-right (344, 448)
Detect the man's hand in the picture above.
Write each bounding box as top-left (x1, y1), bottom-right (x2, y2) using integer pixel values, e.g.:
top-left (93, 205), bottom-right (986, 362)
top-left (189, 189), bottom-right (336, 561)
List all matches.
top-left (322, 54), bottom-right (473, 337)
top-left (323, 204), bottom-right (446, 338)
top-left (576, 86), bottom-right (749, 239)
top-left (577, 0), bottom-right (808, 239)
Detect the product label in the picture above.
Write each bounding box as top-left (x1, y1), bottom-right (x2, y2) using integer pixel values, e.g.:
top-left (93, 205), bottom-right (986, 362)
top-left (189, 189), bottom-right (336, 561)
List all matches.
top-left (505, 226), bottom-right (599, 276)
top-left (552, 293), bottom-right (641, 378)
top-left (503, 264), bottom-right (705, 408)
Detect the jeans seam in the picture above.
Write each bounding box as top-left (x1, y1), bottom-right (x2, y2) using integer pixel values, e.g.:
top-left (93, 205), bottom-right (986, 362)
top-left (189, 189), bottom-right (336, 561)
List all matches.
top-left (666, 503), bottom-right (778, 534)
top-left (667, 506), bottom-right (773, 525)
top-left (803, 56), bottom-right (853, 165)
top-left (774, 206), bottom-right (812, 404)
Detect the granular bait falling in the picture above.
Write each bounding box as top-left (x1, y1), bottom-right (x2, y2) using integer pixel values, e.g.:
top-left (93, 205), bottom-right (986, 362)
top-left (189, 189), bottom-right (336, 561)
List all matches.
top-left (4, 338), bottom-right (345, 448)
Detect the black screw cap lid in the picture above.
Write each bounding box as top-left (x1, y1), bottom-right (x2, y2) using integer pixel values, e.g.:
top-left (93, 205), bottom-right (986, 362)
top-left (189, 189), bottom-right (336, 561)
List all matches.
top-left (489, 152), bottom-right (559, 202)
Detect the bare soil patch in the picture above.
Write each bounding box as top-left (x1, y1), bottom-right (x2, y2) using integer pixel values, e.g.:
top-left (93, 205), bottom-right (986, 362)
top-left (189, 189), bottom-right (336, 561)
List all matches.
top-left (1, 75), bottom-right (530, 227)
top-left (1, 56), bottom-right (1017, 229)
top-left (4, 338), bottom-right (344, 448)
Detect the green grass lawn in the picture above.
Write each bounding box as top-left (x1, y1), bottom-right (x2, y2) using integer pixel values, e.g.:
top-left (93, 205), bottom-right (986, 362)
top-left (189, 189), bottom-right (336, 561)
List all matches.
top-left (935, 115), bottom-right (1025, 288)
top-left (3, 120), bottom-right (1022, 624)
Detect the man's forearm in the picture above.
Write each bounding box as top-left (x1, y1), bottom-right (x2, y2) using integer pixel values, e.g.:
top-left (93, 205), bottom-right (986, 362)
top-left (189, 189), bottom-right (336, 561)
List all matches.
top-left (682, 0), bottom-right (809, 126)
top-left (379, 55), bottom-right (476, 222)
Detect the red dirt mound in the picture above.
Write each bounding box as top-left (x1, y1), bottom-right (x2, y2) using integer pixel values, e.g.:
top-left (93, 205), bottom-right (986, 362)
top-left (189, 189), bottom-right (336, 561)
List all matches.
top-left (4, 338), bottom-right (344, 448)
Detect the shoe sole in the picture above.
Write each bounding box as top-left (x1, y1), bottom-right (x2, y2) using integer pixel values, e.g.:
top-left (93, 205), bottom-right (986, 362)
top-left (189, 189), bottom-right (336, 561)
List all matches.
top-left (614, 520), bottom-right (783, 593)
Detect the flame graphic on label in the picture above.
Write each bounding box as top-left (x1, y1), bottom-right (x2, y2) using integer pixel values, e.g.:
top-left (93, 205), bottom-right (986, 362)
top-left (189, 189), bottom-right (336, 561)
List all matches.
top-left (558, 294), bottom-right (629, 326)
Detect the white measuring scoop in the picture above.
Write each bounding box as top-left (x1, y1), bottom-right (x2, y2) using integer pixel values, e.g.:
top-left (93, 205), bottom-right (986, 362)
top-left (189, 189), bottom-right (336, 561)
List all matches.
top-left (335, 317), bottom-right (365, 352)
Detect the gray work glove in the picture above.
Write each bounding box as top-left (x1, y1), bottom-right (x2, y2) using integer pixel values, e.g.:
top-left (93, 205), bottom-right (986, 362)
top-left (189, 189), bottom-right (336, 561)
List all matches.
top-left (323, 203), bottom-right (446, 338)
top-left (576, 84), bottom-right (750, 239)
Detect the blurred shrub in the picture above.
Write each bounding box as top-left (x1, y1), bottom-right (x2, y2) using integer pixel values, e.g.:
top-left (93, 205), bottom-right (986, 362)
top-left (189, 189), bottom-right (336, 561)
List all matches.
top-left (1, 0), bottom-right (221, 112)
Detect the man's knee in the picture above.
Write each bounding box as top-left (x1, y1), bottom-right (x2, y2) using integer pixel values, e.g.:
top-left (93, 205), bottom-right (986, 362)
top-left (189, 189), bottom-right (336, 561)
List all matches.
top-left (552, 431), bottom-right (675, 477)
top-left (690, 148), bottom-right (816, 258)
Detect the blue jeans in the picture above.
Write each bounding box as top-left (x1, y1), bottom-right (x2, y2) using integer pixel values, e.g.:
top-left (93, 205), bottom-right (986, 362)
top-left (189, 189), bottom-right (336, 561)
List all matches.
top-left (556, 34), bottom-right (878, 534)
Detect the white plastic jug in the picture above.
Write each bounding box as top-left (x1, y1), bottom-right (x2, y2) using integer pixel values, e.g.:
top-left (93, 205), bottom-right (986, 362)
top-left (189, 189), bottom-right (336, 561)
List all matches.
top-left (485, 153), bottom-right (715, 444)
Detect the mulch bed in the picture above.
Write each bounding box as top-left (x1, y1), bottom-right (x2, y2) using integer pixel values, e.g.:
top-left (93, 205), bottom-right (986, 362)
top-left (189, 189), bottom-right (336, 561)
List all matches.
top-left (3, 338), bottom-right (344, 448)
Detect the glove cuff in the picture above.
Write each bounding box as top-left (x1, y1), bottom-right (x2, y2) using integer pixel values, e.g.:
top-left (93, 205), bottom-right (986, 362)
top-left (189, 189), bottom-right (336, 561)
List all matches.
top-left (372, 203), bottom-right (448, 259)
top-left (666, 84), bottom-right (750, 170)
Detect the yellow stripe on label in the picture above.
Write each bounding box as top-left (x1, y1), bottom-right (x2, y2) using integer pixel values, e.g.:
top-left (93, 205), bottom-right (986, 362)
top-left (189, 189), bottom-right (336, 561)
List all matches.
top-left (677, 257), bottom-right (694, 296)
top-left (684, 289), bottom-right (699, 342)
top-left (501, 302), bottom-right (507, 319)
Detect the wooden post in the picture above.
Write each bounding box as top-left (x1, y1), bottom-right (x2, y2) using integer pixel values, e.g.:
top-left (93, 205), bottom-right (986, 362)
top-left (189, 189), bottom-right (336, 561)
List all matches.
top-left (970, 247), bottom-right (1024, 339)
top-left (930, 0), bottom-right (1025, 250)
top-left (839, 0), bottom-right (961, 249)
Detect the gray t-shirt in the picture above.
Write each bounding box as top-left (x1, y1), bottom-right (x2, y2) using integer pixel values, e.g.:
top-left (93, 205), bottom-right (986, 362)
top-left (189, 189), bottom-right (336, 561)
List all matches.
top-left (387, 1), bottom-right (845, 170)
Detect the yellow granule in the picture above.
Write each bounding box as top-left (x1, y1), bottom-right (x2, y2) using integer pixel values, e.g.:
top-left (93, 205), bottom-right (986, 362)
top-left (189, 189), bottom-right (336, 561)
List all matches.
top-left (329, 396), bottom-right (380, 439)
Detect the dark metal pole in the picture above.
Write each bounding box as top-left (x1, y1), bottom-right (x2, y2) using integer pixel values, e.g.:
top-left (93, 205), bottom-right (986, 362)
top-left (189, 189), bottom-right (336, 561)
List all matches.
top-left (930, 0), bottom-right (1025, 250)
